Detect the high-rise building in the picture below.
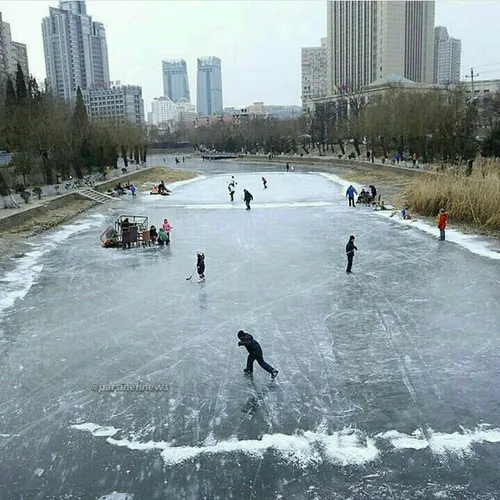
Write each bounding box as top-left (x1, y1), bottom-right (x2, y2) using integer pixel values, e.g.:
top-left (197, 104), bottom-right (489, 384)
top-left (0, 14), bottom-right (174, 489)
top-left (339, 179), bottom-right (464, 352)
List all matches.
top-left (301, 37), bottom-right (327, 105)
top-left (42, 0), bottom-right (110, 100)
top-left (81, 84), bottom-right (144, 126)
top-left (434, 26), bottom-right (461, 85)
top-left (0, 13), bottom-right (8, 81)
top-left (196, 56), bottom-right (223, 116)
top-left (0, 14), bottom-right (30, 81)
top-left (326, 0), bottom-right (435, 94)
top-left (162, 59), bottom-right (190, 102)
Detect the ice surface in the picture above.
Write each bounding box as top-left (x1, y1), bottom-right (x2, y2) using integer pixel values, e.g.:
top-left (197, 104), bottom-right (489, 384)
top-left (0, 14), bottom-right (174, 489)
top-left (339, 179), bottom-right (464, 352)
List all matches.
top-left (1, 165), bottom-right (500, 499)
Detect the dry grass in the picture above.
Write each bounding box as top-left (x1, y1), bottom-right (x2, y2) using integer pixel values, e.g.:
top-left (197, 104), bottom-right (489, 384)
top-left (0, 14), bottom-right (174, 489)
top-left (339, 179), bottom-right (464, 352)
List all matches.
top-left (134, 167), bottom-right (197, 186)
top-left (405, 159), bottom-right (500, 229)
top-left (340, 167), bottom-right (415, 189)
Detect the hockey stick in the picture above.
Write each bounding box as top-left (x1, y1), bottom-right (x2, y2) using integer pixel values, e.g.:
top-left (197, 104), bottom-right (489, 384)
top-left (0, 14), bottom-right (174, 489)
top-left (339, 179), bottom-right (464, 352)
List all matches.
top-left (186, 267), bottom-right (196, 280)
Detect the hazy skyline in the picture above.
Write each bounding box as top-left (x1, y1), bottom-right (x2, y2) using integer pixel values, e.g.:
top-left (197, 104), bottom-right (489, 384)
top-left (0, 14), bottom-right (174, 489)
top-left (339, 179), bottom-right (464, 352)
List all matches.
top-left (2, 0), bottom-right (500, 110)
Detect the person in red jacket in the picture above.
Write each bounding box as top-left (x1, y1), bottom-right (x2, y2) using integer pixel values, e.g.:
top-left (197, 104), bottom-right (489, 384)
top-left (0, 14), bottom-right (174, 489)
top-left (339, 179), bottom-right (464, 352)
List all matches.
top-left (438, 208), bottom-right (448, 241)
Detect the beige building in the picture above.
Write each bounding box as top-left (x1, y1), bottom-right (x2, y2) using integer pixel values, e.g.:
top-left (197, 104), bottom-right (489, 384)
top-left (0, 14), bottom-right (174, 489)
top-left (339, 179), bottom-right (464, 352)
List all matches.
top-left (434, 26), bottom-right (461, 85)
top-left (326, 1), bottom-right (435, 94)
top-left (0, 13), bottom-right (30, 82)
top-left (301, 37), bottom-right (327, 105)
top-left (0, 13), bottom-right (6, 81)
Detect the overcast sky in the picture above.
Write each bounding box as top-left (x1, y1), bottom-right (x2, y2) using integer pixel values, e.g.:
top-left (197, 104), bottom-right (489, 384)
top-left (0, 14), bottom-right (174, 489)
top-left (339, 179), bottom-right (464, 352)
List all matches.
top-left (2, 0), bottom-right (500, 111)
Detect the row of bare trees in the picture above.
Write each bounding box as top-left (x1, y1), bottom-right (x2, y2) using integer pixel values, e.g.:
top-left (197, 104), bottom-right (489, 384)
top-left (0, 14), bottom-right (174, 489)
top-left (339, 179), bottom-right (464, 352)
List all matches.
top-left (172, 85), bottom-right (500, 164)
top-left (0, 65), bottom-right (147, 193)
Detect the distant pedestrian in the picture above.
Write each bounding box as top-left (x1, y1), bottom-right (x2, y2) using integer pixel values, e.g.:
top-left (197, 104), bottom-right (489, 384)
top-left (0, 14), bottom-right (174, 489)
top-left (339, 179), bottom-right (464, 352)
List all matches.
top-left (346, 185), bottom-right (358, 207)
top-left (437, 208), bottom-right (448, 241)
top-left (130, 183), bottom-right (136, 198)
top-left (196, 251), bottom-right (205, 283)
top-left (286, 163), bottom-right (290, 172)
top-left (346, 235), bottom-right (357, 274)
top-left (243, 189), bottom-right (253, 210)
top-left (262, 177), bottom-right (267, 189)
top-left (412, 152), bottom-right (418, 166)
top-left (237, 330), bottom-right (278, 379)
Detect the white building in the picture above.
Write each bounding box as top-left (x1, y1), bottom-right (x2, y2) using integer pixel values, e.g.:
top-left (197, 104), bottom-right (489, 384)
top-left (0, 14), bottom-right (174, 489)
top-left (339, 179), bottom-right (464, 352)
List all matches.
top-left (301, 38), bottom-right (327, 105)
top-left (151, 96), bottom-right (178, 129)
top-left (82, 84), bottom-right (145, 126)
top-left (462, 79), bottom-right (500, 98)
top-left (434, 26), bottom-right (461, 85)
top-left (0, 14), bottom-right (30, 81)
top-left (151, 96), bottom-right (197, 129)
top-left (42, 0), bottom-right (110, 101)
top-left (326, 0), bottom-right (435, 94)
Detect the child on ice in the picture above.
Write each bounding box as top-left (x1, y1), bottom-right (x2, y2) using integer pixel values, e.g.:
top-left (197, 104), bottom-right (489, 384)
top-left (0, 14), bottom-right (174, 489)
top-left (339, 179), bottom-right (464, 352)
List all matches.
top-left (162, 218), bottom-right (172, 242)
top-left (237, 330), bottom-right (278, 379)
top-left (196, 251), bottom-right (206, 283)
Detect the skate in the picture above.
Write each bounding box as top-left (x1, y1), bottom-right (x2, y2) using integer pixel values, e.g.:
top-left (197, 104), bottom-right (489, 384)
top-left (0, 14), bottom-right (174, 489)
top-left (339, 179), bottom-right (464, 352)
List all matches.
top-left (198, 278), bottom-right (205, 283)
top-left (243, 369), bottom-right (253, 375)
top-left (271, 370), bottom-right (279, 380)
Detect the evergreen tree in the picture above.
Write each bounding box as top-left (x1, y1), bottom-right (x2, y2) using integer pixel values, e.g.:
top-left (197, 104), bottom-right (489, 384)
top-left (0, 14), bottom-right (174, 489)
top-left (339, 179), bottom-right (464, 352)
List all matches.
top-left (71, 87), bottom-right (90, 178)
top-left (15, 63), bottom-right (27, 102)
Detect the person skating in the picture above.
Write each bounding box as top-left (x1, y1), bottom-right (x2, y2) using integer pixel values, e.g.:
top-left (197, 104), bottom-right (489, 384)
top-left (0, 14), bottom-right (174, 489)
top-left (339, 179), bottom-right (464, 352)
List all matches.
top-left (437, 208), bottom-right (448, 241)
top-left (346, 235), bottom-right (357, 274)
top-left (262, 177), bottom-right (267, 189)
top-left (237, 330), bottom-right (278, 379)
top-left (243, 189), bottom-right (253, 210)
top-left (196, 251), bottom-right (206, 283)
top-left (228, 184), bottom-right (235, 202)
top-left (346, 185), bottom-right (358, 207)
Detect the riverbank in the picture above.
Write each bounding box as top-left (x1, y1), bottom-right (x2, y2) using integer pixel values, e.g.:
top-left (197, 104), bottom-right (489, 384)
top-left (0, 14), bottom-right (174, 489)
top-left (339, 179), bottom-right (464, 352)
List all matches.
top-left (0, 167), bottom-right (197, 273)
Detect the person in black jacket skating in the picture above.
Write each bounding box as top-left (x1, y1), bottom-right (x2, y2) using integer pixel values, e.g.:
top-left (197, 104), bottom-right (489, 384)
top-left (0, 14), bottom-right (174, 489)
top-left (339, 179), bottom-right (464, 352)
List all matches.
top-left (346, 235), bottom-right (357, 274)
top-left (243, 189), bottom-right (253, 210)
top-left (237, 330), bottom-right (278, 379)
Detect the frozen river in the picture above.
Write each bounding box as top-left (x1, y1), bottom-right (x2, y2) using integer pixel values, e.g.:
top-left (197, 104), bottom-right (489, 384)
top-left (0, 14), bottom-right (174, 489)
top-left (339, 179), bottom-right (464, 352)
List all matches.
top-left (1, 164), bottom-right (500, 499)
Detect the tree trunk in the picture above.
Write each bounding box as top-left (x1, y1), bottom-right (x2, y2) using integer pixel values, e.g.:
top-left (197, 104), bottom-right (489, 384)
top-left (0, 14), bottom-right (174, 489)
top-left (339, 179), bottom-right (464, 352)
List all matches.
top-left (353, 138), bottom-right (361, 156)
top-left (121, 146), bottom-right (128, 167)
top-left (134, 145), bottom-right (140, 164)
top-left (338, 139), bottom-right (345, 156)
top-left (142, 145), bottom-right (148, 163)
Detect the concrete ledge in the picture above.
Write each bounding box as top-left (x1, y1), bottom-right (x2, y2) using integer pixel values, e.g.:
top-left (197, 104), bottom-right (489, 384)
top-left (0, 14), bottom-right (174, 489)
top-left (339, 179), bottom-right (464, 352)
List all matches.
top-left (236, 155), bottom-right (427, 177)
top-left (0, 193), bottom-right (88, 232)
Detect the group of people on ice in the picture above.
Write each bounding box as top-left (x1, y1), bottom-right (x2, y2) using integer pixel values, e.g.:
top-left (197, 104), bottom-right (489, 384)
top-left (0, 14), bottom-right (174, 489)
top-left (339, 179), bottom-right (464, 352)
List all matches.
top-left (227, 175), bottom-right (266, 209)
top-left (148, 219), bottom-right (173, 246)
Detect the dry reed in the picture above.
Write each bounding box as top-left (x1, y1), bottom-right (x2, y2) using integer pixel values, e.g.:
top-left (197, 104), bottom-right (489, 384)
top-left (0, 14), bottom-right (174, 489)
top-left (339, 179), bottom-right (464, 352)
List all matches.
top-left (405, 159), bottom-right (500, 229)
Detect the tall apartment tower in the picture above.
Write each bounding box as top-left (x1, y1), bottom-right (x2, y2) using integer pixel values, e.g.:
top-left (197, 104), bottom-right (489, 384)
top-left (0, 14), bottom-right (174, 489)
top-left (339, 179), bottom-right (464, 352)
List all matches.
top-left (326, 0), bottom-right (435, 94)
top-left (162, 59), bottom-right (190, 102)
top-left (0, 13), bottom-right (30, 82)
top-left (434, 26), bottom-right (461, 85)
top-left (301, 37), bottom-right (328, 105)
top-left (196, 56), bottom-right (223, 116)
top-left (42, 0), bottom-right (110, 100)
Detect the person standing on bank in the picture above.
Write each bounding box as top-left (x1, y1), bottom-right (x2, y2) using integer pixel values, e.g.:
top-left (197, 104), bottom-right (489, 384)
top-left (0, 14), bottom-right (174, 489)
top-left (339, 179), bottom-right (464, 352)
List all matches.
top-left (346, 185), bottom-right (358, 207)
top-left (346, 235), bottom-right (357, 274)
top-left (237, 330), bottom-right (278, 379)
top-left (437, 208), bottom-right (448, 241)
top-left (243, 189), bottom-right (253, 210)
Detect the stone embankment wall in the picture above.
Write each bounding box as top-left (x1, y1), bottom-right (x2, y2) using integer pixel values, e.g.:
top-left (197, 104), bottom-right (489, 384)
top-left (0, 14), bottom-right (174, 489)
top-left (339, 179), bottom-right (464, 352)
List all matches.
top-left (0, 193), bottom-right (89, 232)
top-left (236, 155), bottom-right (425, 178)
